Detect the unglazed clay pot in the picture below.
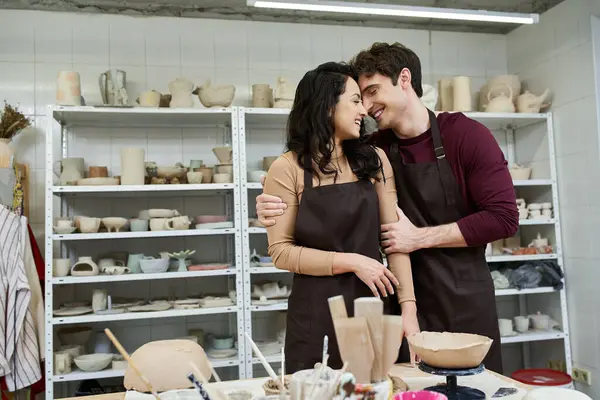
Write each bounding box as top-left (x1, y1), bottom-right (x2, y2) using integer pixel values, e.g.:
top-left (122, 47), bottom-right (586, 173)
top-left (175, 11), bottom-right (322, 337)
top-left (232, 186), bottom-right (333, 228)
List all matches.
top-left (56, 71), bottom-right (82, 106)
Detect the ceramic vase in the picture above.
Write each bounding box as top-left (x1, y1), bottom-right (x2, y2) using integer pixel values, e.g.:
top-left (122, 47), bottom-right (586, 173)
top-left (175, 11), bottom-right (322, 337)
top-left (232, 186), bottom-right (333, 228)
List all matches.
top-left (252, 84), bottom-right (272, 108)
top-left (56, 71), bottom-right (82, 106)
top-left (438, 78), bottom-right (453, 111)
top-left (0, 139), bottom-right (14, 168)
top-left (57, 157), bottom-right (84, 185)
top-left (120, 148), bottom-right (145, 185)
top-left (451, 76), bottom-right (472, 112)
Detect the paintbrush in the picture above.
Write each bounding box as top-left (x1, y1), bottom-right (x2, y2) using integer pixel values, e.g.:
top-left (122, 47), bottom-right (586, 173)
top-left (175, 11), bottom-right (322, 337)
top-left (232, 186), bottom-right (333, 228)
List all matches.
top-left (104, 328), bottom-right (160, 400)
top-left (187, 372), bottom-right (212, 400)
top-left (244, 332), bottom-right (284, 391)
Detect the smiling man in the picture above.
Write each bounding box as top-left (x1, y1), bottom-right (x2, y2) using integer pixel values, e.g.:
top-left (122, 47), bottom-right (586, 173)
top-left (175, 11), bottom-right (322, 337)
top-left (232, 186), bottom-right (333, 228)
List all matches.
top-left (255, 42), bottom-right (518, 373)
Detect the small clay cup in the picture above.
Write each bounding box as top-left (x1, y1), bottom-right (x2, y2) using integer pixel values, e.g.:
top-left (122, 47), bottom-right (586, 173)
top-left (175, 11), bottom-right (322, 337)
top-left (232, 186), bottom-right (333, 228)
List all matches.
top-left (89, 166), bottom-right (108, 178)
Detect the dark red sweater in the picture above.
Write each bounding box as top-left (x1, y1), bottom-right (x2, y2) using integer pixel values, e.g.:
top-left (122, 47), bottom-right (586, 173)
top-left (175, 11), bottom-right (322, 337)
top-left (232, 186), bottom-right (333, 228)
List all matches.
top-left (370, 112), bottom-right (519, 247)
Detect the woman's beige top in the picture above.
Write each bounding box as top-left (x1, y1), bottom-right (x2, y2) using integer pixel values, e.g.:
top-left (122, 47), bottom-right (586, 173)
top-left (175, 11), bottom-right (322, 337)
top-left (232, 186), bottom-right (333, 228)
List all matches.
top-left (263, 148), bottom-right (416, 303)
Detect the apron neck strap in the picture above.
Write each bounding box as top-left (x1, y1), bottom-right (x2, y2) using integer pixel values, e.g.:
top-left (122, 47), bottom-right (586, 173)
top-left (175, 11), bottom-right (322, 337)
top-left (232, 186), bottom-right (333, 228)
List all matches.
top-left (303, 154), bottom-right (313, 189)
top-left (428, 109), bottom-right (446, 160)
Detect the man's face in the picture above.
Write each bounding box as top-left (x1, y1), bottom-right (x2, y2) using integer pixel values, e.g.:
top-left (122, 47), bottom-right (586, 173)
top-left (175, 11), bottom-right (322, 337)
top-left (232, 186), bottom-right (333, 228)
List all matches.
top-left (358, 71), bottom-right (408, 130)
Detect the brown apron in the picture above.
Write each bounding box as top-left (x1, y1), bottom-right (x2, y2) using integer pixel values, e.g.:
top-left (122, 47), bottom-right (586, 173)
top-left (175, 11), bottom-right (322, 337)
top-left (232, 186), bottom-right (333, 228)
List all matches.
top-left (389, 109), bottom-right (503, 373)
top-left (284, 155), bottom-right (390, 374)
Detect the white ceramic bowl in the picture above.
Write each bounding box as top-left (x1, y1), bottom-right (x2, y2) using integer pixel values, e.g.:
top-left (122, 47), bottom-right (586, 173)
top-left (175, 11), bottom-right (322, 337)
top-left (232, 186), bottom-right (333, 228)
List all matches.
top-left (139, 257), bottom-right (169, 274)
top-left (74, 353), bottom-right (113, 372)
top-left (213, 173), bottom-right (232, 183)
top-left (509, 167), bottom-right (532, 180)
top-left (248, 170), bottom-right (267, 182)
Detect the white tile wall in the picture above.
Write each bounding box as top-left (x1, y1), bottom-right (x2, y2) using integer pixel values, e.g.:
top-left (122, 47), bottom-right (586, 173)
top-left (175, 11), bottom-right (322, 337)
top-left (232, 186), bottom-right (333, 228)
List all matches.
top-left (508, 0), bottom-right (600, 397)
top-left (0, 8), bottom-right (507, 247)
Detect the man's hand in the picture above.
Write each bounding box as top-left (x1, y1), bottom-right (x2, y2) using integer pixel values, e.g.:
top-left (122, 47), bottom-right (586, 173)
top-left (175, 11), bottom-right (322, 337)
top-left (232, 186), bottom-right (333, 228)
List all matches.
top-left (381, 206), bottom-right (426, 254)
top-left (256, 175), bottom-right (287, 227)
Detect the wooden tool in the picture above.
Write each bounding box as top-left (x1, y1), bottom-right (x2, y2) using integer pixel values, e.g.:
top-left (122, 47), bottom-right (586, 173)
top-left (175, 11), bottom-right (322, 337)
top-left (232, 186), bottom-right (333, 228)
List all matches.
top-left (382, 315), bottom-right (404, 377)
top-left (327, 295), bottom-right (348, 320)
top-left (189, 361), bottom-right (227, 400)
top-left (333, 317), bottom-right (374, 383)
top-left (104, 328), bottom-right (160, 400)
top-left (354, 297), bottom-right (384, 382)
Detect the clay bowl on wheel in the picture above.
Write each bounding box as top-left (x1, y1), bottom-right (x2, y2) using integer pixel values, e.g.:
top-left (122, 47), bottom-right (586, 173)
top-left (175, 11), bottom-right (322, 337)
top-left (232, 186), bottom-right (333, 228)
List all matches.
top-left (406, 331), bottom-right (493, 369)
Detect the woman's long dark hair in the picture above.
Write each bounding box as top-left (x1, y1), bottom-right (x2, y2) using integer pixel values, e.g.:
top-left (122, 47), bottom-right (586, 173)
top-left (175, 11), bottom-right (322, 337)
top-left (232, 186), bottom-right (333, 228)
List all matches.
top-left (286, 62), bottom-right (383, 183)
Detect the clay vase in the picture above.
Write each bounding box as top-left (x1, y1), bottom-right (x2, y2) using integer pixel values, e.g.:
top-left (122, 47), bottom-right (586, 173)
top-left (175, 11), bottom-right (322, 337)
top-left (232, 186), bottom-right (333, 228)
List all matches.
top-left (252, 84), bottom-right (272, 108)
top-left (437, 78), bottom-right (453, 112)
top-left (57, 157), bottom-right (84, 185)
top-left (120, 148), bottom-right (145, 185)
top-left (56, 71), bottom-right (82, 106)
top-left (0, 139), bottom-right (15, 169)
top-left (451, 76), bottom-right (472, 112)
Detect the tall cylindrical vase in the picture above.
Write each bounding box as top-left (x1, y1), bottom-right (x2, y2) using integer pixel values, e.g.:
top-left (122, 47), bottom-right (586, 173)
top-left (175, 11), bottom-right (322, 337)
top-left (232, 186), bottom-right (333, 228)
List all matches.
top-left (452, 76), bottom-right (472, 112)
top-left (120, 148), bottom-right (145, 185)
top-left (56, 71), bottom-right (82, 106)
top-left (0, 138), bottom-right (14, 168)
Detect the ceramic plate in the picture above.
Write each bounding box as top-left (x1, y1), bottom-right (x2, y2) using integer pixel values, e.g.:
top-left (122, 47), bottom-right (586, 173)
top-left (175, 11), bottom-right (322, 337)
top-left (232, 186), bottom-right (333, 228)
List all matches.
top-left (206, 348), bottom-right (237, 359)
top-left (77, 177), bottom-right (120, 186)
top-left (53, 306), bottom-right (93, 316)
top-left (127, 303), bottom-right (172, 312)
top-left (195, 222), bottom-right (234, 229)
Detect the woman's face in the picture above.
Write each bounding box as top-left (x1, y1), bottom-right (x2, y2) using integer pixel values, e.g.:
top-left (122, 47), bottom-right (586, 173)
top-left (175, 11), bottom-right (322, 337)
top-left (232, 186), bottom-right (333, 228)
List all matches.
top-left (333, 78), bottom-right (367, 142)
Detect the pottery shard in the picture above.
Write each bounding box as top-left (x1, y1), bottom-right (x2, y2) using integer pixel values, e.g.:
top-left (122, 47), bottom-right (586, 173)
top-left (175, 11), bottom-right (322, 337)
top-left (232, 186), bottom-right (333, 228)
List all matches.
top-left (123, 339), bottom-right (211, 392)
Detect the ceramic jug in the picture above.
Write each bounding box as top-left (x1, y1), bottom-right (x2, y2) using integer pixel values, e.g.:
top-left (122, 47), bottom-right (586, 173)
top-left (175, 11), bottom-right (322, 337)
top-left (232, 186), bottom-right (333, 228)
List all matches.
top-left (127, 253), bottom-right (145, 274)
top-left (516, 89), bottom-right (551, 113)
top-left (484, 83), bottom-right (515, 113)
top-left (99, 69), bottom-right (128, 106)
top-left (168, 77), bottom-right (195, 108)
top-left (56, 157), bottom-right (84, 185)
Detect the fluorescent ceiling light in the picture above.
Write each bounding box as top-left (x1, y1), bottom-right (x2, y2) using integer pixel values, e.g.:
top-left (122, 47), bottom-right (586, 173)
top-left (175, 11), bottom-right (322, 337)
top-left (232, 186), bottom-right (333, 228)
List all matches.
top-left (247, 0), bottom-right (539, 24)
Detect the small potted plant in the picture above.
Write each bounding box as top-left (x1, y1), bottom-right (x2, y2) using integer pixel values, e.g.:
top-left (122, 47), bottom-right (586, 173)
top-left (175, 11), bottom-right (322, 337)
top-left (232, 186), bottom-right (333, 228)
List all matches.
top-left (0, 101), bottom-right (31, 168)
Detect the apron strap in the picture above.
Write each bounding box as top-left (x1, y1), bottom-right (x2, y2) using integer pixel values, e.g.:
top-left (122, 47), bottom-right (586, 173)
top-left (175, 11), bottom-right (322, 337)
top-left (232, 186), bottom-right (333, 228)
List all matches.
top-left (303, 154), bottom-right (313, 189)
top-left (428, 109), bottom-right (459, 210)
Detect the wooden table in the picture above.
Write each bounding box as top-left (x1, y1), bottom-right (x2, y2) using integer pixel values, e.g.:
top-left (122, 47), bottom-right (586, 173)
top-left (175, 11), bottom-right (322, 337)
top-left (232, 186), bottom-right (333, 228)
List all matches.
top-left (59, 363), bottom-right (531, 400)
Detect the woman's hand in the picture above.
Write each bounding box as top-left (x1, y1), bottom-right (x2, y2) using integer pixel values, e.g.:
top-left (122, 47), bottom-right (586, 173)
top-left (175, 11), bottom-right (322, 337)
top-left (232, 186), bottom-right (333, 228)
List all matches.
top-left (401, 302), bottom-right (421, 365)
top-left (335, 253), bottom-right (399, 298)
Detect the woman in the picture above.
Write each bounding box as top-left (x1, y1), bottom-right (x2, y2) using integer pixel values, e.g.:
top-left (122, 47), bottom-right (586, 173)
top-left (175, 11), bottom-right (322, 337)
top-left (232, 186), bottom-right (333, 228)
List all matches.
top-left (263, 62), bottom-right (418, 374)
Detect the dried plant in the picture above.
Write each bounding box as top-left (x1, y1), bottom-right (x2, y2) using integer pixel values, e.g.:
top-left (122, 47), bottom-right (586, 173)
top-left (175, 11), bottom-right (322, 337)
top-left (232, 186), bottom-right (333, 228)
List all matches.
top-left (0, 101), bottom-right (31, 140)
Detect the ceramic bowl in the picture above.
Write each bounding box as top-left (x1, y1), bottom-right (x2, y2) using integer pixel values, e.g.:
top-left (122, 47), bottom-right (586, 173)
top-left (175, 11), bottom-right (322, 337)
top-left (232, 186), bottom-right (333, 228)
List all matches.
top-left (211, 336), bottom-right (234, 350)
top-left (156, 166), bottom-right (186, 180)
top-left (101, 217), bottom-right (128, 232)
top-left (509, 166), bottom-right (532, 180)
top-left (74, 353), bottom-right (113, 372)
top-left (213, 173), bottom-right (232, 183)
top-left (213, 147), bottom-right (233, 164)
top-left (139, 257), bottom-right (169, 274)
top-left (248, 170), bottom-right (267, 182)
top-left (195, 215), bottom-right (227, 224)
top-left (186, 171), bottom-right (204, 184)
top-left (57, 326), bottom-right (92, 345)
top-left (406, 331), bottom-right (493, 369)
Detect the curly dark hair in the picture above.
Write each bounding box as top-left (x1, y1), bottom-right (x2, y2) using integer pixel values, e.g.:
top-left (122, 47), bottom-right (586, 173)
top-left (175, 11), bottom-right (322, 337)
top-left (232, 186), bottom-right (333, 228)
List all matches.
top-left (350, 42), bottom-right (423, 97)
top-left (286, 62), bottom-right (383, 183)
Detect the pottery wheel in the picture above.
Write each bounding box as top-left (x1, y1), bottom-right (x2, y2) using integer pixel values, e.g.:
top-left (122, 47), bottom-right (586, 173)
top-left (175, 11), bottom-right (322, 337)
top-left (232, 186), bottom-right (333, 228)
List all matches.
top-left (418, 362), bottom-right (486, 400)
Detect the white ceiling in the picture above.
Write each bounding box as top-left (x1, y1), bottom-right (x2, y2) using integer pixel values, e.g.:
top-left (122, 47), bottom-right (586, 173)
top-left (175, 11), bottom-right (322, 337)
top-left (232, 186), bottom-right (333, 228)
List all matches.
top-left (0, 0), bottom-right (565, 34)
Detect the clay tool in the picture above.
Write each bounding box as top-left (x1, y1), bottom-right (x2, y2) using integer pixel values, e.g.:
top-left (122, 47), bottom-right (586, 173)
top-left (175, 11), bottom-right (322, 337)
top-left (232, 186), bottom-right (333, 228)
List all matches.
top-left (492, 387), bottom-right (518, 397)
top-left (188, 361), bottom-right (227, 400)
top-left (334, 317), bottom-right (374, 384)
top-left (187, 372), bottom-right (212, 400)
top-left (104, 328), bottom-right (160, 400)
top-left (354, 297), bottom-right (384, 382)
top-left (244, 332), bottom-right (284, 391)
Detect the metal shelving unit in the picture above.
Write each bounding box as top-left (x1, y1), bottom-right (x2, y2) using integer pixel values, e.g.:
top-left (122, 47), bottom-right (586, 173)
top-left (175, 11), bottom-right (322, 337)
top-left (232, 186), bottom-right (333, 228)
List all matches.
top-left (236, 107), bottom-right (572, 378)
top-left (44, 106), bottom-right (246, 399)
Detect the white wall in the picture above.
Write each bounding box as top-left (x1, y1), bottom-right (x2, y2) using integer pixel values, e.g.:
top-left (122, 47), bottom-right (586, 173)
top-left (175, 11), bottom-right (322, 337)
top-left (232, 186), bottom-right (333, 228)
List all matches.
top-left (0, 9), bottom-right (507, 244)
top-left (508, 0), bottom-right (600, 397)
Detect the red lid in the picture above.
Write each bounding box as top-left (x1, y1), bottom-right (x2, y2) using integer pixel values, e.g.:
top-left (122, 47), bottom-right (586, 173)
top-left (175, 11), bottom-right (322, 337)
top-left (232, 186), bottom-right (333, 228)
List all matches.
top-left (511, 368), bottom-right (572, 386)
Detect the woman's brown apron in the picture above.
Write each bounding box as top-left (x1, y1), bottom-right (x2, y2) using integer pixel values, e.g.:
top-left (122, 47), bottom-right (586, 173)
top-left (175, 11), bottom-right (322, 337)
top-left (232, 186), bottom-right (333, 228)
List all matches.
top-left (284, 155), bottom-right (392, 374)
top-left (390, 109), bottom-right (503, 373)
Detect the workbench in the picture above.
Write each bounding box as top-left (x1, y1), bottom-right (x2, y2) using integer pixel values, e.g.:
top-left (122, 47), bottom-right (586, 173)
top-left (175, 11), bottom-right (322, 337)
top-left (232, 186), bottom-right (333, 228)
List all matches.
top-left (58, 363), bottom-right (531, 400)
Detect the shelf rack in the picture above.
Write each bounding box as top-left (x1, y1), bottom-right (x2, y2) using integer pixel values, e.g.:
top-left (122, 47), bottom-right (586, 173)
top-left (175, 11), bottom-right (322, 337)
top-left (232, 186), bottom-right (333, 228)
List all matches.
top-left (236, 107), bottom-right (572, 378)
top-left (44, 106), bottom-right (245, 399)
top-left (45, 106), bottom-right (572, 394)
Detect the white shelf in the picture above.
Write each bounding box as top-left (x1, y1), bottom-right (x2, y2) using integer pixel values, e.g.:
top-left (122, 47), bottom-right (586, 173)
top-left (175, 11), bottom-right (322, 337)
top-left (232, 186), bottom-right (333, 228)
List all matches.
top-left (246, 183), bottom-right (263, 190)
top-left (249, 267), bottom-right (289, 274)
top-left (487, 254), bottom-right (557, 263)
top-left (248, 227), bottom-right (267, 234)
top-left (52, 183), bottom-right (234, 195)
top-left (52, 228), bottom-right (236, 241)
top-left (501, 330), bottom-right (566, 344)
top-left (251, 302), bottom-right (288, 312)
top-left (519, 219), bottom-right (556, 225)
top-left (53, 357), bottom-right (240, 382)
top-left (252, 353), bottom-right (282, 364)
top-left (513, 179), bottom-right (554, 186)
top-left (51, 268), bottom-right (237, 284)
top-left (495, 287), bottom-right (557, 296)
top-left (52, 306), bottom-right (238, 324)
top-left (52, 105), bottom-right (233, 127)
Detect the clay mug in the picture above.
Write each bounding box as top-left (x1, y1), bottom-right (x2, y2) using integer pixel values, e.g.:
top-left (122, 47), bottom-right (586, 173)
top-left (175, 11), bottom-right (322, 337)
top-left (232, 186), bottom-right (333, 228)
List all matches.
top-left (149, 218), bottom-right (169, 231)
top-left (98, 258), bottom-right (125, 269)
top-left (54, 351), bottom-right (72, 375)
top-left (137, 90), bottom-right (161, 107)
top-left (88, 166), bottom-right (108, 178)
top-left (92, 289), bottom-right (108, 312)
top-left (53, 258), bottom-right (71, 277)
top-left (514, 316), bottom-right (529, 333)
top-left (79, 217), bottom-right (101, 233)
top-left (127, 253), bottom-right (145, 274)
top-left (130, 218), bottom-right (149, 232)
top-left (167, 216), bottom-right (191, 230)
top-left (498, 318), bottom-right (513, 336)
top-left (186, 171), bottom-right (204, 184)
top-left (542, 209), bottom-right (552, 218)
top-left (56, 219), bottom-right (74, 229)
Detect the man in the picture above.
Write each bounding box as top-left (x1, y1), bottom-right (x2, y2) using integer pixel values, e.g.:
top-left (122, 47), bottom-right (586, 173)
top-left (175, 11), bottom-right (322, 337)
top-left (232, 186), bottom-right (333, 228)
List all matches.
top-left (256, 42), bottom-right (518, 373)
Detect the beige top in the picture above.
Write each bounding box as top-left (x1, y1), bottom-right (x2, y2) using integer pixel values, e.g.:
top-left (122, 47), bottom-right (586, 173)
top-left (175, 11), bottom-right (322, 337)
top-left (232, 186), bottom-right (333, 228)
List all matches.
top-left (263, 148), bottom-right (416, 303)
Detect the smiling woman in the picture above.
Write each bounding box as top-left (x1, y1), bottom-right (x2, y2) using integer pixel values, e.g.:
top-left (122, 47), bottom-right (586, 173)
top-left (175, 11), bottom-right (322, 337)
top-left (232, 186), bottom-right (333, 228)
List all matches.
top-left (261, 61), bottom-right (418, 374)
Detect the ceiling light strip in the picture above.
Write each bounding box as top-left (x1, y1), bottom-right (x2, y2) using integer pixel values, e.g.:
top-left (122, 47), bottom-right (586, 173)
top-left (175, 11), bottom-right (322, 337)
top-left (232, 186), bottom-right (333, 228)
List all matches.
top-left (247, 0), bottom-right (539, 24)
